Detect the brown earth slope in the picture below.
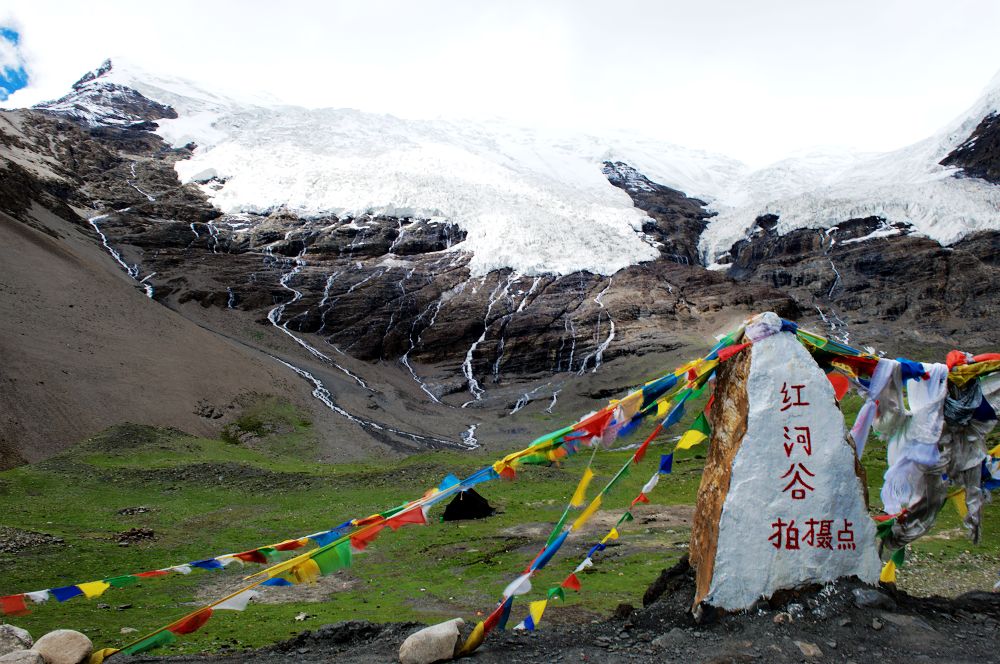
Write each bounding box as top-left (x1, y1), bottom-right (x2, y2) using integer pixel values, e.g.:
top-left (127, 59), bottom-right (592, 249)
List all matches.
top-left (0, 203), bottom-right (313, 468)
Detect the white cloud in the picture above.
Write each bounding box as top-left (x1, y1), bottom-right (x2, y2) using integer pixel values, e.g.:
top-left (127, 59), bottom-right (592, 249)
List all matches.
top-left (2, 0), bottom-right (1000, 167)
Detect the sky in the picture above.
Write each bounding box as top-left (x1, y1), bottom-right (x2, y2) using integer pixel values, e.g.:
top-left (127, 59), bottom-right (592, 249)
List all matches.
top-left (2, 0), bottom-right (1000, 167)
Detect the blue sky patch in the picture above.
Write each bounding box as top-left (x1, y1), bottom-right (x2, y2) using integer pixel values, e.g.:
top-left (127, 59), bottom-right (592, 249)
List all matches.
top-left (0, 27), bottom-right (29, 101)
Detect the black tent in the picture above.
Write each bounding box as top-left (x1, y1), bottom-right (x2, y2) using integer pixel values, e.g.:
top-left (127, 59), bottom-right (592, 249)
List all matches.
top-left (442, 488), bottom-right (495, 521)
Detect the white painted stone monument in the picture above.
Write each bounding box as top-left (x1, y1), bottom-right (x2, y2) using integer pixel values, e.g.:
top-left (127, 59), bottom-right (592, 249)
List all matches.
top-left (690, 317), bottom-right (880, 612)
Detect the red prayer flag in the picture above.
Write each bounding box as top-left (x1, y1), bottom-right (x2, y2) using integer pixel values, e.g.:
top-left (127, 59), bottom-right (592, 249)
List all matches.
top-left (234, 550), bottom-right (269, 564)
top-left (354, 514), bottom-right (386, 527)
top-left (631, 493), bottom-right (650, 507)
top-left (561, 573), bottom-right (581, 591)
top-left (482, 600), bottom-right (507, 634)
top-left (0, 594), bottom-right (29, 616)
top-left (135, 570), bottom-right (170, 578)
top-left (274, 539), bottom-right (305, 551)
top-left (704, 395), bottom-right (715, 414)
top-left (573, 409), bottom-right (615, 439)
top-left (499, 465), bottom-right (516, 481)
top-left (716, 343), bottom-right (750, 362)
top-left (350, 523), bottom-right (384, 551)
top-left (827, 372), bottom-right (850, 401)
top-left (632, 423), bottom-right (663, 464)
top-left (169, 607), bottom-right (214, 635)
top-left (687, 368), bottom-right (698, 381)
top-left (386, 507), bottom-right (427, 530)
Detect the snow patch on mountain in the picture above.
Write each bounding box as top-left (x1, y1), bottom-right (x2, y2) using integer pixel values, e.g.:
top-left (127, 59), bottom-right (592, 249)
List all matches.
top-left (698, 70), bottom-right (1000, 264)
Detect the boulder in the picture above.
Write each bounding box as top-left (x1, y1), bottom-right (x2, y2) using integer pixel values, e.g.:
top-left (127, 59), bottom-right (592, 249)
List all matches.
top-left (0, 651), bottom-right (45, 664)
top-left (690, 319), bottom-right (880, 612)
top-left (30, 630), bottom-right (92, 664)
top-left (398, 618), bottom-right (464, 664)
top-left (441, 489), bottom-right (494, 521)
top-left (0, 626), bottom-right (32, 657)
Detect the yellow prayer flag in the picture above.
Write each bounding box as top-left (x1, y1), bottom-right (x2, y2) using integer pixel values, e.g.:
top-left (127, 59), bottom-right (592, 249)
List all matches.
top-left (617, 391), bottom-right (644, 421)
top-left (989, 442), bottom-right (1000, 458)
top-left (950, 489), bottom-right (969, 519)
top-left (879, 559), bottom-right (897, 584)
top-left (675, 430), bottom-right (708, 451)
top-left (570, 468), bottom-right (595, 508)
top-left (572, 495), bottom-right (602, 531)
top-left (457, 621), bottom-right (485, 656)
top-left (292, 558), bottom-right (321, 584)
top-left (89, 648), bottom-right (120, 664)
top-left (78, 581), bottom-right (110, 599)
top-left (529, 599), bottom-right (547, 626)
top-left (601, 528), bottom-right (620, 544)
top-left (655, 399), bottom-right (670, 418)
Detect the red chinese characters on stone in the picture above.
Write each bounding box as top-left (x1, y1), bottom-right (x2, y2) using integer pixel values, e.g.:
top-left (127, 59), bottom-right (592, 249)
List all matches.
top-left (779, 383), bottom-right (810, 411)
top-left (803, 518), bottom-right (833, 549)
top-left (783, 426), bottom-right (812, 457)
top-left (837, 519), bottom-right (856, 550)
top-left (768, 518), bottom-right (800, 550)
top-left (771, 518), bottom-right (853, 551)
top-left (780, 462), bottom-right (816, 499)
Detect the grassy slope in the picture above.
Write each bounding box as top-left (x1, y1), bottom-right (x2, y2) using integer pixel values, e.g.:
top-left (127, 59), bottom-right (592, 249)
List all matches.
top-left (0, 396), bottom-right (997, 655)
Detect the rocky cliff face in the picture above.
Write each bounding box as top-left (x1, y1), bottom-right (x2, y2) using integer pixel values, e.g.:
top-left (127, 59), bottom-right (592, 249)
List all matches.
top-left (719, 214), bottom-right (1000, 352)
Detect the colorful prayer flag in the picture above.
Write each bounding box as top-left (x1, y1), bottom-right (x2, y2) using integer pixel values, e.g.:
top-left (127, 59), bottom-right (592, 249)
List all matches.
top-left (0, 594), bottom-right (29, 616)
top-left (78, 581), bottom-right (110, 599)
top-left (676, 412), bottom-right (711, 450)
top-left (457, 621), bottom-right (486, 655)
top-left (659, 453), bottom-right (673, 474)
top-left (572, 496), bottom-right (602, 531)
top-left (561, 573), bottom-right (582, 591)
top-left (214, 588), bottom-right (258, 611)
top-left (169, 608), bottom-right (213, 635)
top-left (879, 559), bottom-right (897, 583)
top-left (121, 630), bottom-right (177, 656)
top-left (570, 468), bottom-right (595, 507)
top-left (50, 585), bottom-right (83, 602)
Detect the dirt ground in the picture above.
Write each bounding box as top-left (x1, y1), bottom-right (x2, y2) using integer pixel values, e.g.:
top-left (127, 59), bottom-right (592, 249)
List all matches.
top-left (124, 558), bottom-right (1000, 664)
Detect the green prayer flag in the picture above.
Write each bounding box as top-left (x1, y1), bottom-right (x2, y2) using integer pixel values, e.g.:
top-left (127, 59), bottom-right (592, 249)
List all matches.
top-left (121, 630), bottom-right (177, 655)
top-left (528, 426), bottom-right (574, 448)
top-left (890, 547), bottom-right (905, 567)
top-left (875, 518), bottom-right (896, 539)
top-left (547, 587), bottom-right (565, 602)
top-left (105, 575), bottom-right (140, 588)
top-left (546, 510), bottom-right (571, 548)
top-left (691, 412), bottom-right (711, 435)
top-left (617, 511), bottom-right (634, 526)
top-left (313, 541), bottom-right (352, 575)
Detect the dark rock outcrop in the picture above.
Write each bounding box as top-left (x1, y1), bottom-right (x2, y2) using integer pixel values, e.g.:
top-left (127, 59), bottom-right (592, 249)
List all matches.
top-left (602, 160), bottom-right (712, 265)
top-left (941, 112), bottom-right (1000, 184)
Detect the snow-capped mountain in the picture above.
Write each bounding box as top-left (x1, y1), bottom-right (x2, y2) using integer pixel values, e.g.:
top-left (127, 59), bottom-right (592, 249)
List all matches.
top-left (38, 59), bottom-right (1000, 273)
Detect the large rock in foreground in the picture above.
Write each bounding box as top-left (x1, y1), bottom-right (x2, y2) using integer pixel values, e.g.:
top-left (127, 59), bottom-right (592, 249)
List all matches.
top-left (690, 324), bottom-right (880, 612)
top-left (398, 618), bottom-right (464, 664)
top-left (0, 626), bottom-right (32, 657)
top-left (30, 630), bottom-right (92, 664)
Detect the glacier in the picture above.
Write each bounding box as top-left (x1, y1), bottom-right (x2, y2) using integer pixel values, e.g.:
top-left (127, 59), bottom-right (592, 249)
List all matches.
top-left (55, 59), bottom-right (1000, 275)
